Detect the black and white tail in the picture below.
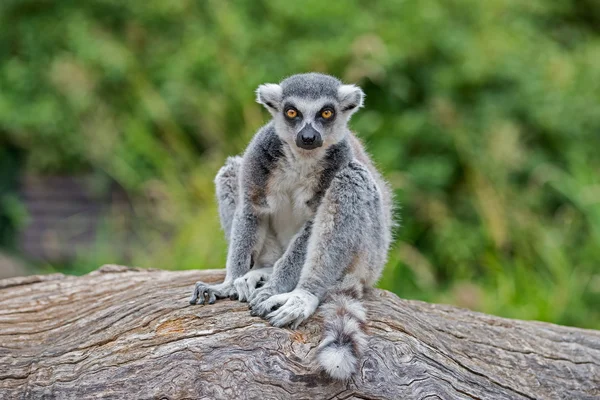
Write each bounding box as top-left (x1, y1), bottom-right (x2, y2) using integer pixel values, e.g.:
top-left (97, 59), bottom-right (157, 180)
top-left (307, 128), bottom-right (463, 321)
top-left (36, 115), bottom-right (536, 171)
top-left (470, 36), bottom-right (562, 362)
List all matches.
top-left (315, 290), bottom-right (368, 380)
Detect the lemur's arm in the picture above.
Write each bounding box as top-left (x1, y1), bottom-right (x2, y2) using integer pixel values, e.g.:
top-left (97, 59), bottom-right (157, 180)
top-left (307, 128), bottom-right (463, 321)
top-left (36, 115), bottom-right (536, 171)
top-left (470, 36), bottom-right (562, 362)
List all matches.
top-left (247, 221), bottom-right (312, 307)
top-left (250, 163), bottom-right (380, 327)
top-left (225, 205), bottom-right (263, 280)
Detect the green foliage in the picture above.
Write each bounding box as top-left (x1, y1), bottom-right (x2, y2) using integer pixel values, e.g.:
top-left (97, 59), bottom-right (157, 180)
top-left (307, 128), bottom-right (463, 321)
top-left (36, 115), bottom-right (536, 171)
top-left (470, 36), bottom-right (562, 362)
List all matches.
top-left (1, 0), bottom-right (599, 328)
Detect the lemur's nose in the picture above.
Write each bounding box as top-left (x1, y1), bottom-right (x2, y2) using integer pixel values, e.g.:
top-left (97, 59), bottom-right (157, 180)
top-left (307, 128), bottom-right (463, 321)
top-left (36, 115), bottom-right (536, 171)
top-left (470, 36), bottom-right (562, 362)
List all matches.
top-left (302, 131), bottom-right (316, 144)
top-left (296, 125), bottom-right (323, 150)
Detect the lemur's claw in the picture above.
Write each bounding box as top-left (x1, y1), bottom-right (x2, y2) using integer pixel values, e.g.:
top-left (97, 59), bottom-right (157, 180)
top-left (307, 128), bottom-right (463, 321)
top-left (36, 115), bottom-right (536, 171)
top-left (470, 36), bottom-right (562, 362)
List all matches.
top-left (191, 281), bottom-right (234, 306)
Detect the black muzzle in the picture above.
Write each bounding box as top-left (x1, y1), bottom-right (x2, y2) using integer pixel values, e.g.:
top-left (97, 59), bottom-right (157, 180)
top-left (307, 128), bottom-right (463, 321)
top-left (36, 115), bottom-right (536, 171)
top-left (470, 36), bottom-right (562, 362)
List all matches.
top-left (296, 125), bottom-right (323, 150)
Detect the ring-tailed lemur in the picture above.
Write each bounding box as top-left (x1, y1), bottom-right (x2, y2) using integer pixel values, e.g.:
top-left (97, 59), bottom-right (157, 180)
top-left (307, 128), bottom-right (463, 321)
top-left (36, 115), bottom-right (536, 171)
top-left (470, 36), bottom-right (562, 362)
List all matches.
top-left (190, 73), bottom-right (394, 380)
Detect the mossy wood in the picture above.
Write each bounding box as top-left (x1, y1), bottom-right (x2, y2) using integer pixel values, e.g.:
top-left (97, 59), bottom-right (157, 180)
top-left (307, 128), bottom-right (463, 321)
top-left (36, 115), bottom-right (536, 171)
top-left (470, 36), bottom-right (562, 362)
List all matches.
top-left (0, 266), bottom-right (598, 399)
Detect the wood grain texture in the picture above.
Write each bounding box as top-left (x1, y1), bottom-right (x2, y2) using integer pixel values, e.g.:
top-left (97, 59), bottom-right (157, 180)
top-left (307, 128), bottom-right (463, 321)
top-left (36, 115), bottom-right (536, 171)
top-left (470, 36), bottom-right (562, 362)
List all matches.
top-left (0, 265), bottom-right (598, 400)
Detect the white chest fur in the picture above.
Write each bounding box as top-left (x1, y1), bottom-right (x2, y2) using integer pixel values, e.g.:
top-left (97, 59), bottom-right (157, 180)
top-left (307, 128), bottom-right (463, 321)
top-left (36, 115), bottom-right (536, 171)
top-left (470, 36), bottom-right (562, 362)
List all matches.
top-left (266, 154), bottom-right (321, 249)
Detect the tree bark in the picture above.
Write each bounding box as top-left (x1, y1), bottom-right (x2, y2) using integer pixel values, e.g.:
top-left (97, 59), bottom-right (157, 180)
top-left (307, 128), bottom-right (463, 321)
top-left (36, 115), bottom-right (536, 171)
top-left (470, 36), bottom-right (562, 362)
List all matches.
top-left (0, 265), bottom-right (598, 400)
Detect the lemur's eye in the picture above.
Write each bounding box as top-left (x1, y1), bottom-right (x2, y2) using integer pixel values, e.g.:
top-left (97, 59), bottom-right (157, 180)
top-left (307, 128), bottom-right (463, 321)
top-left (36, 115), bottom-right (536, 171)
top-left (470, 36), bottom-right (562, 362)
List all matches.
top-left (286, 108), bottom-right (298, 119)
top-left (321, 109), bottom-right (334, 119)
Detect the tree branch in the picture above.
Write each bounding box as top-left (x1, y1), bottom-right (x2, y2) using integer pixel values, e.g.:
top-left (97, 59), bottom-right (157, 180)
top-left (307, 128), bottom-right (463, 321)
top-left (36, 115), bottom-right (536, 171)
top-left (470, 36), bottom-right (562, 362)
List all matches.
top-left (0, 265), bottom-right (598, 399)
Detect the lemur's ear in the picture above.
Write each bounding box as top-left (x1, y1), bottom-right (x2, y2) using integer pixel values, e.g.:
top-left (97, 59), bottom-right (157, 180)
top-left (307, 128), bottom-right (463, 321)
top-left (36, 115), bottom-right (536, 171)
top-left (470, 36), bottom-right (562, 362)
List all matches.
top-left (256, 83), bottom-right (283, 114)
top-left (337, 84), bottom-right (365, 115)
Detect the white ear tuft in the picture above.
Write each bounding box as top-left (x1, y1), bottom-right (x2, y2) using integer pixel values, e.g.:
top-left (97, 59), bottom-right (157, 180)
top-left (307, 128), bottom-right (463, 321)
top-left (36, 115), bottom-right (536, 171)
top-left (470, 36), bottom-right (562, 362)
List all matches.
top-left (256, 83), bottom-right (283, 113)
top-left (337, 84), bottom-right (365, 114)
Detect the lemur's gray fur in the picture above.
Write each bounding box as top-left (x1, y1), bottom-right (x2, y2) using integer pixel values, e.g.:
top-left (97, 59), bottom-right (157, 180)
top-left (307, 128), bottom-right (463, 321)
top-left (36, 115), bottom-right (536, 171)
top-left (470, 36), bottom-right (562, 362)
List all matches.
top-left (190, 73), bottom-right (394, 380)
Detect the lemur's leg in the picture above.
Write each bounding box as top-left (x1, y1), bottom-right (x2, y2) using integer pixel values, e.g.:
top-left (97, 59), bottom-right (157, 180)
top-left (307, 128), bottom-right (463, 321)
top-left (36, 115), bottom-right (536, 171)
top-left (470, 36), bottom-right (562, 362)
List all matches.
top-left (191, 206), bottom-right (266, 304)
top-left (252, 163), bottom-right (383, 328)
top-left (190, 157), bottom-right (241, 304)
top-left (216, 155), bottom-right (270, 302)
top-left (233, 226), bottom-right (283, 301)
top-left (248, 221), bottom-right (312, 310)
top-left (191, 156), bottom-right (267, 305)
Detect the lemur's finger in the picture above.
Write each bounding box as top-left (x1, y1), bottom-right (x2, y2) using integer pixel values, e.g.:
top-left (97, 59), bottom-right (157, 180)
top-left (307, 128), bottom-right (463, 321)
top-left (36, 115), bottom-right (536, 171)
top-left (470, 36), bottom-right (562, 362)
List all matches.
top-left (190, 283), bottom-right (205, 305)
top-left (248, 292), bottom-right (259, 307)
top-left (247, 276), bottom-right (258, 288)
top-left (196, 288), bottom-right (210, 305)
top-left (234, 277), bottom-right (249, 302)
top-left (238, 284), bottom-right (247, 302)
top-left (267, 308), bottom-right (297, 327)
top-left (207, 290), bottom-right (217, 304)
top-left (290, 318), bottom-right (303, 330)
top-left (248, 296), bottom-right (259, 309)
top-left (242, 279), bottom-right (253, 299)
top-left (248, 288), bottom-right (272, 309)
top-left (252, 301), bottom-right (269, 316)
top-left (250, 304), bottom-right (265, 317)
top-left (189, 291), bottom-right (198, 305)
top-left (246, 277), bottom-right (263, 298)
top-left (251, 297), bottom-right (277, 317)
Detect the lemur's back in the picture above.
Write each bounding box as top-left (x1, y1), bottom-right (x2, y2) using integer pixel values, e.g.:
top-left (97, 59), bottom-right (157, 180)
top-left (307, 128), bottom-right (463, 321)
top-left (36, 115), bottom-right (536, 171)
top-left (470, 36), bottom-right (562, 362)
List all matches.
top-left (348, 132), bottom-right (394, 232)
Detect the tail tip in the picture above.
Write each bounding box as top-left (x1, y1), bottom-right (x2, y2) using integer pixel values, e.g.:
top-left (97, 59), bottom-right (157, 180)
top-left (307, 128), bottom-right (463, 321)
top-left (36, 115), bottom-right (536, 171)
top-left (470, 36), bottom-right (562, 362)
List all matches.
top-left (317, 345), bottom-right (358, 380)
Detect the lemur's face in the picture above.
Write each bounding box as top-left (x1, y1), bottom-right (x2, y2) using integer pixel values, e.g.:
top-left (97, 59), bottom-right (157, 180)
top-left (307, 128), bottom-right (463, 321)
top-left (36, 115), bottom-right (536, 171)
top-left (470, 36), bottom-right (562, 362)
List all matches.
top-left (256, 73), bottom-right (364, 151)
top-left (277, 96), bottom-right (340, 150)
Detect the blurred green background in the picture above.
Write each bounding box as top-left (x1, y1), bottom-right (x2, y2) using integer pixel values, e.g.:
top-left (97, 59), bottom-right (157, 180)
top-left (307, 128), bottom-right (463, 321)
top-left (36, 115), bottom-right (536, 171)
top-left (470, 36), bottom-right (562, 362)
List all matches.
top-left (1, 0), bottom-right (599, 329)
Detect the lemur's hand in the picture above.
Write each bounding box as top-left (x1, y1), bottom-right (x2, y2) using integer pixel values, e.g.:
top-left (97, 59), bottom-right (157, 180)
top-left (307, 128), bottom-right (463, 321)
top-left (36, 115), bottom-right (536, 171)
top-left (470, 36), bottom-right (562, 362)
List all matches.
top-left (189, 280), bottom-right (236, 305)
top-left (251, 289), bottom-right (319, 329)
top-left (233, 267), bottom-right (272, 302)
top-left (248, 284), bottom-right (277, 314)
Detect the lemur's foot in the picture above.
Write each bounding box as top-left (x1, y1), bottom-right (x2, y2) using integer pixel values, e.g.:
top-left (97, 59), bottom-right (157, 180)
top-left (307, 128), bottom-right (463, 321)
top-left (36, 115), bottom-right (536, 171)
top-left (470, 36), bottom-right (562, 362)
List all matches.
top-left (248, 286), bottom-right (277, 315)
top-left (190, 280), bottom-right (235, 305)
top-left (234, 267), bottom-right (272, 302)
top-left (252, 289), bottom-right (319, 329)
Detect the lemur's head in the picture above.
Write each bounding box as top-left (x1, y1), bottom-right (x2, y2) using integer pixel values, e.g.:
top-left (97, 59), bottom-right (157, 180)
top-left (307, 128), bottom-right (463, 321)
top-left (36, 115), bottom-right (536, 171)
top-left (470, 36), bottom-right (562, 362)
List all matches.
top-left (256, 73), bottom-right (364, 151)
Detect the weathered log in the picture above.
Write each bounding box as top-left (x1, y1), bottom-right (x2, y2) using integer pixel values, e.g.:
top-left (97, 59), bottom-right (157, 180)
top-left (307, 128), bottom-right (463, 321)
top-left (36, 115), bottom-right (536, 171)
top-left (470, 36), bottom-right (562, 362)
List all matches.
top-left (0, 265), bottom-right (598, 400)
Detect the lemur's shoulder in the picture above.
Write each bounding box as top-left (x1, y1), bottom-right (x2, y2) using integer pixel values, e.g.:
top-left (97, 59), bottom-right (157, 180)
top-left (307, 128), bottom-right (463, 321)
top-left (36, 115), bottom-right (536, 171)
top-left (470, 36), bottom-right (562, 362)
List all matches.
top-left (347, 132), bottom-right (379, 174)
top-left (243, 123), bottom-right (284, 167)
top-left (328, 161), bottom-right (378, 202)
top-left (340, 133), bottom-right (380, 184)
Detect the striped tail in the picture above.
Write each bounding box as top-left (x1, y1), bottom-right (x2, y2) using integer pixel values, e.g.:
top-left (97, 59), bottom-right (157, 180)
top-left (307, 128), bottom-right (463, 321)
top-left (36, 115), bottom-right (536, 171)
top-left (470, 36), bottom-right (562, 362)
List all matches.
top-left (315, 290), bottom-right (368, 380)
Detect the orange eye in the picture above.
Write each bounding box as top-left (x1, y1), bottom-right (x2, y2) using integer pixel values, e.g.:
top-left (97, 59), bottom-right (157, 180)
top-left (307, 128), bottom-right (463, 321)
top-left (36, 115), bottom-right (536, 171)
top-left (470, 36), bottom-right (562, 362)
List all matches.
top-left (321, 109), bottom-right (333, 119)
top-left (286, 109), bottom-right (297, 118)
